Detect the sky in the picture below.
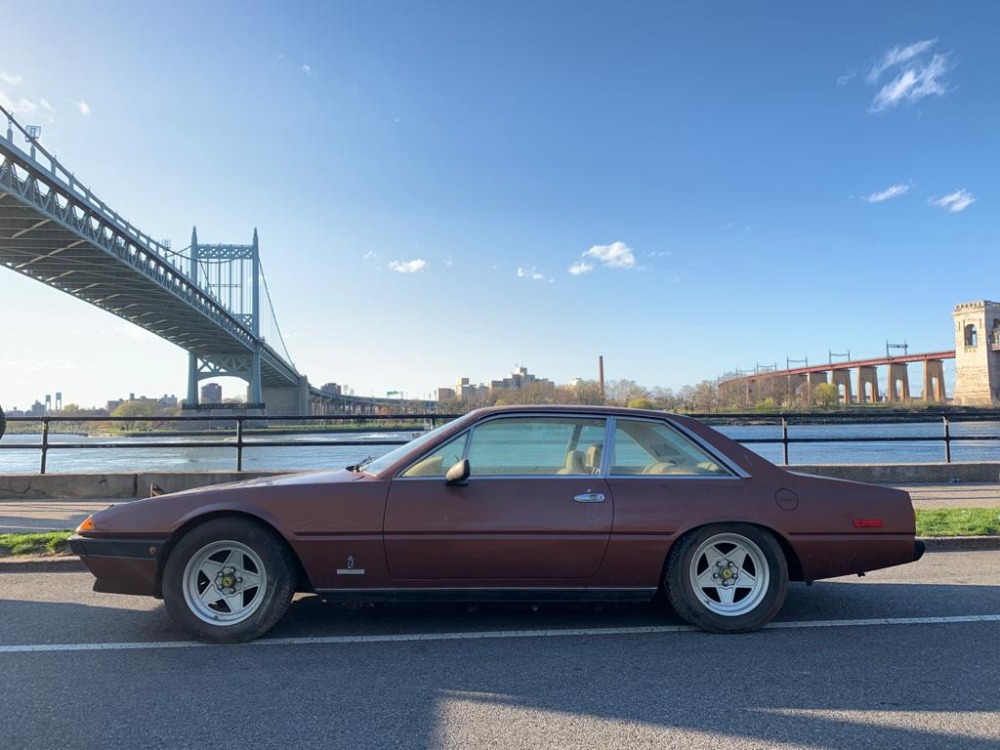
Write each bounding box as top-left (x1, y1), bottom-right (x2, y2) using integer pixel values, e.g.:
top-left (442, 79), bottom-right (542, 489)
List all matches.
top-left (1, 1), bottom-right (998, 410)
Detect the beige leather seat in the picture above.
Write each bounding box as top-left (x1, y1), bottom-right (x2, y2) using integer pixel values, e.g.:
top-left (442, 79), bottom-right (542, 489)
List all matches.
top-left (585, 444), bottom-right (602, 474)
top-left (643, 461), bottom-right (686, 475)
top-left (557, 450), bottom-right (586, 475)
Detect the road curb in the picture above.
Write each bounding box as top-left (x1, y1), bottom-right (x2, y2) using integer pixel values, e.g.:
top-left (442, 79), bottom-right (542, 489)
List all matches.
top-left (0, 555), bottom-right (87, 573)
top-left (920, 536), bottom-right (1000, 552)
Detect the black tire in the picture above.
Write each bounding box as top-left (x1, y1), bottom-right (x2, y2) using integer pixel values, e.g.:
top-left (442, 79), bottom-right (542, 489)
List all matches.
top-left (162, 517), bottom-right (296, 643)
top-left (665, 523), bottom-right (787, 633)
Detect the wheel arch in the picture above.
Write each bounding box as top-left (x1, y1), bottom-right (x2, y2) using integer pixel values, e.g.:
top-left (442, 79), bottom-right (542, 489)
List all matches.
top-left (154, 510), bottom-right (313, 598)
top-left (657, 521), bottom-right (804, 589)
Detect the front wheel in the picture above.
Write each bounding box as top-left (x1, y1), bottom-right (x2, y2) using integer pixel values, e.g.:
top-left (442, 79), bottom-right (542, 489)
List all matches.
top-left (665, 524), bottom-right (787, 633)
top-left (163, 518), bottom-right (296, 643)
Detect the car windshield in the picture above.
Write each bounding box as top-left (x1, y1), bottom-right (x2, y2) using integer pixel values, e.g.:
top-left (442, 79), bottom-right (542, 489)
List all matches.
top-left (355, 419), bottom-right (461, 475)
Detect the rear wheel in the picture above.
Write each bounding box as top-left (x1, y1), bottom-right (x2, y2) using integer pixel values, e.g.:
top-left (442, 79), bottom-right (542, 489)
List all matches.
top-left (665, 524), bottom-right (787, 633)
top-left (163, 518), bottom-right (296, 643)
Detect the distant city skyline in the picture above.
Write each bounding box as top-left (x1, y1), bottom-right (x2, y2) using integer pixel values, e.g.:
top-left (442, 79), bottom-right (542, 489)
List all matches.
top-left (1, 2), bottom-right (993, 410)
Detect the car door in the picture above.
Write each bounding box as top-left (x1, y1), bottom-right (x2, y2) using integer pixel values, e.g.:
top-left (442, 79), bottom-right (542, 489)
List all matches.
top-left (384, 414), bottom-right (612, 581)
top-left (604, 417), bottom-right (749, 538)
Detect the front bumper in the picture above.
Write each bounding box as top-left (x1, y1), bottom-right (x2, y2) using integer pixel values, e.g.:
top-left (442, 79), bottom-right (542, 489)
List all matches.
top-left (913, 539), bottom-right (926, 562)
top-left (69, 535), bottom-right (167, 597)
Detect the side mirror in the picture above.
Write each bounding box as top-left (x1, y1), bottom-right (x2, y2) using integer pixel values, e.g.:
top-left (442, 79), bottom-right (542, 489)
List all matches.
top-left (445, 458), bottom-right (470, 485)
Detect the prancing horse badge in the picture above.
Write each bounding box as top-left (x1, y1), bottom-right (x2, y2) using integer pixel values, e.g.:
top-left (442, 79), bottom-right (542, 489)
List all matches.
top-left (336, 555), bottom-right (365, 575)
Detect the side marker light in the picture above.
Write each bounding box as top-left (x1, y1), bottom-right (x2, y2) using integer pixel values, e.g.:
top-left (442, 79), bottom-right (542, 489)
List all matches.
top-left (853, 519), bottom-right (884, 528)
top-left (76, 515), bottom-right (95, 533)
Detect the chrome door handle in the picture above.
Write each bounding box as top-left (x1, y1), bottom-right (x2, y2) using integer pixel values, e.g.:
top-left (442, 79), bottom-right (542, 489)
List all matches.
top-left (573, 492), bottom-right (605, 503)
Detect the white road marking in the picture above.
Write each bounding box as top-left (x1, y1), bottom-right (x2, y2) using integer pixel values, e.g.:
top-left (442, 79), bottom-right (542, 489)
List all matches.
top-left (1, 613), bottom-right (998, 654)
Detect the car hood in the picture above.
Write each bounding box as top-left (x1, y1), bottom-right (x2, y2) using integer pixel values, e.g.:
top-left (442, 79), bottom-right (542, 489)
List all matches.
top-left (159, 468), bottom-right (371, 498)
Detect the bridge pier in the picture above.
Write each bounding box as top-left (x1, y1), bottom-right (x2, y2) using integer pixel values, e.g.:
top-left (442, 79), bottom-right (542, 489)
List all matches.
top-left (887, 363), bottom-right (911, 402)
top-left (923, 360), bottom-right (946, 403)
top-left (262, 376), bottom-right (311, 417)
top-left (856, 366), bottom-right (880, 403)
top-left (805, 372), bottom-right (827, 406)
top-left (830, 370), bottom-right (853, 405)
top-left (187, 352), bottom-right (200, 406)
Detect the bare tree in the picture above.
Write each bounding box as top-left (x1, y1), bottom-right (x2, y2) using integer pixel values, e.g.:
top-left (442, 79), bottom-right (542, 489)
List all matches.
top-left (568, 380), bottom-right (605, 405)
top-left (606, 379), bottom-right (649, 406)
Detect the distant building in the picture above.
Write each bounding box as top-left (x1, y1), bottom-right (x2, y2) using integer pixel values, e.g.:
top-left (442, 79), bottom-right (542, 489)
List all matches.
top-left (437, 367), bottom-right (553, 402)
top-left (200, 383), bottom-right (223, 403)
top-left (321, 382), bottom-right (343, 396)
top-left (158, 394), bottom-right (178, 408)
top-left (488, 366), bottom-right (554, 395)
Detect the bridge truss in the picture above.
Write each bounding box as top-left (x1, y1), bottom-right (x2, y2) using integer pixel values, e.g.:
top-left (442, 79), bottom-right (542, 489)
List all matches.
top-left (0, 104), bottom-right (301, 406)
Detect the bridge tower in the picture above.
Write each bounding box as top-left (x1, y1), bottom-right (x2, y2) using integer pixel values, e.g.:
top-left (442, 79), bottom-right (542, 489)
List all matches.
top-left (185, 227), bottom-right (263, 406)
top-left (952, 300), bottom-right (1000, 406)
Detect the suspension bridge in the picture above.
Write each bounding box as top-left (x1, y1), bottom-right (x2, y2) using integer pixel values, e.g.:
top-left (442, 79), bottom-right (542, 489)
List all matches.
top-left (0, 105), bottom-right (392, 415)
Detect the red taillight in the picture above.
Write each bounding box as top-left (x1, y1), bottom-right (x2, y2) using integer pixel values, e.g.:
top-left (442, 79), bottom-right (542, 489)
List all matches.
top-left (853, 518), bottom-right (884, 528)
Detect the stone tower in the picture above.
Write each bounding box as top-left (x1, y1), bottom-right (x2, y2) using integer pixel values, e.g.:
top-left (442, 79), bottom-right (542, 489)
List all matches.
top-left (952, 300), bottom-right (1000, 406)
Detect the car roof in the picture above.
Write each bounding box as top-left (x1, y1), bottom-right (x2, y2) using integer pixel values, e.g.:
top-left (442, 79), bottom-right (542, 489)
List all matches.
top-left (467, 404), bottom-right (676, 419)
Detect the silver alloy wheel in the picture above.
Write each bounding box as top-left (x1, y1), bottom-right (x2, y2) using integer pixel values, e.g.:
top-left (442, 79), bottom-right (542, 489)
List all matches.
top-left (181, 540), bottom-right (268, 626)
top-left (687, 532), bottom-right (770, 617)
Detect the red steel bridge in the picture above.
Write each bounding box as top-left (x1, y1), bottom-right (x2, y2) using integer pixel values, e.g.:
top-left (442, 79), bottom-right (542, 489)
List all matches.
top-left (719, 350), bottom-right (956, 405)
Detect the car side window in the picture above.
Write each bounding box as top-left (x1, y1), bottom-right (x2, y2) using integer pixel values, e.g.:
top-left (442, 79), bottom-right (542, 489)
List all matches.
top-left (399, 433), bottom-right (469, 478)
top-left (466, 416), bottom-right (607, 476)
top-left (610, 419), bottom-right (732, 477)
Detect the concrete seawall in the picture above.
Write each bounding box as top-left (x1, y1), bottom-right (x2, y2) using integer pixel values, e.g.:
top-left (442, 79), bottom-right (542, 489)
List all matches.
top-left (1, 463), bottom-right (998, 499)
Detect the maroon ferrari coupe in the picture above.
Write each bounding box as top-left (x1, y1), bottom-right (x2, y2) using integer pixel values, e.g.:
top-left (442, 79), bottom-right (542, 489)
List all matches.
top-left (70, 406), bottom-right (924, 642)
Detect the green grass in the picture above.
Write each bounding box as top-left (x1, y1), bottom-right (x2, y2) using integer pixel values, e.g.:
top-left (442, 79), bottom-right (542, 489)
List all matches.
top-left (0, 531), bottom-right (73, 557)
top-left (916, 508), bottom-right (1000, 537)
top-left (0, 509), bottom-right (996, 557)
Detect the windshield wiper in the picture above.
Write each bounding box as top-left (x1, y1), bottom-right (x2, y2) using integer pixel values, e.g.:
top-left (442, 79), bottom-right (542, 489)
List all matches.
top-left (349, 455), bottom-right (375, 472)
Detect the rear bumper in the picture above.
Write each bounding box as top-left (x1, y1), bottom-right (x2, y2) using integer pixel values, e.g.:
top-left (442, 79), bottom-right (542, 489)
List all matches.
top-left (69, 535), bottom-right (167, 597)
top-left (792, 535), bottom-right (927, 581)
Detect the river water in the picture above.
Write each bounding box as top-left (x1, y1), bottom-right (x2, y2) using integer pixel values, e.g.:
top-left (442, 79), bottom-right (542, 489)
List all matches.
top-left (1, 421), bottom-right (999, 473)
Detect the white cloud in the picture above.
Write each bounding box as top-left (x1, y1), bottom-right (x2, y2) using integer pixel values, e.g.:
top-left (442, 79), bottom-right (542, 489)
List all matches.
top-left (865, 184), bottom-right (909, 203)
top-left (871, 55), bottom-right (950, 111)
top-left (582, 241), bottom-right (636, 270)
top-left (516, 267), bottom-right (547, 281)
top-left (568, 262), bottom-right (593, 276)
top-left (388, 258), bottom-right (427, 273)
top-left (78, 100), bottom-right (91, 116)
top-left (836, 72), bottom-right (855, 87)
top-left (930, 189), bottom-right (975, 213)
top-left (867, 39), bottom-right (937, 83)
top-left (864, 39), bottom-right (951, 112)
top-left (301, 64), bottom-right (312, 76)
top-left (0, 90), bottom-right (37, 116)
top-left (0, 70), bottom-right (22, 85)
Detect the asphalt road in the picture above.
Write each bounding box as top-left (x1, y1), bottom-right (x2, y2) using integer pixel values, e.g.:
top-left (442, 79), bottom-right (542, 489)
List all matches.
top-left (0, 551), bottom-right (998, 749)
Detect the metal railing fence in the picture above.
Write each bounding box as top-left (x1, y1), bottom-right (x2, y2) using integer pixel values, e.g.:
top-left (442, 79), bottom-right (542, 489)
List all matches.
top-left (2, 411), bottom-right (999, 474)
top-left (0, 414), bottom-right (459, 474)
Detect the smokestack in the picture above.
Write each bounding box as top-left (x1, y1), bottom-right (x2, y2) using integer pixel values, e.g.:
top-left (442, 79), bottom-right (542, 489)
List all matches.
top-left (598, 355), bottom-right (605, 403)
